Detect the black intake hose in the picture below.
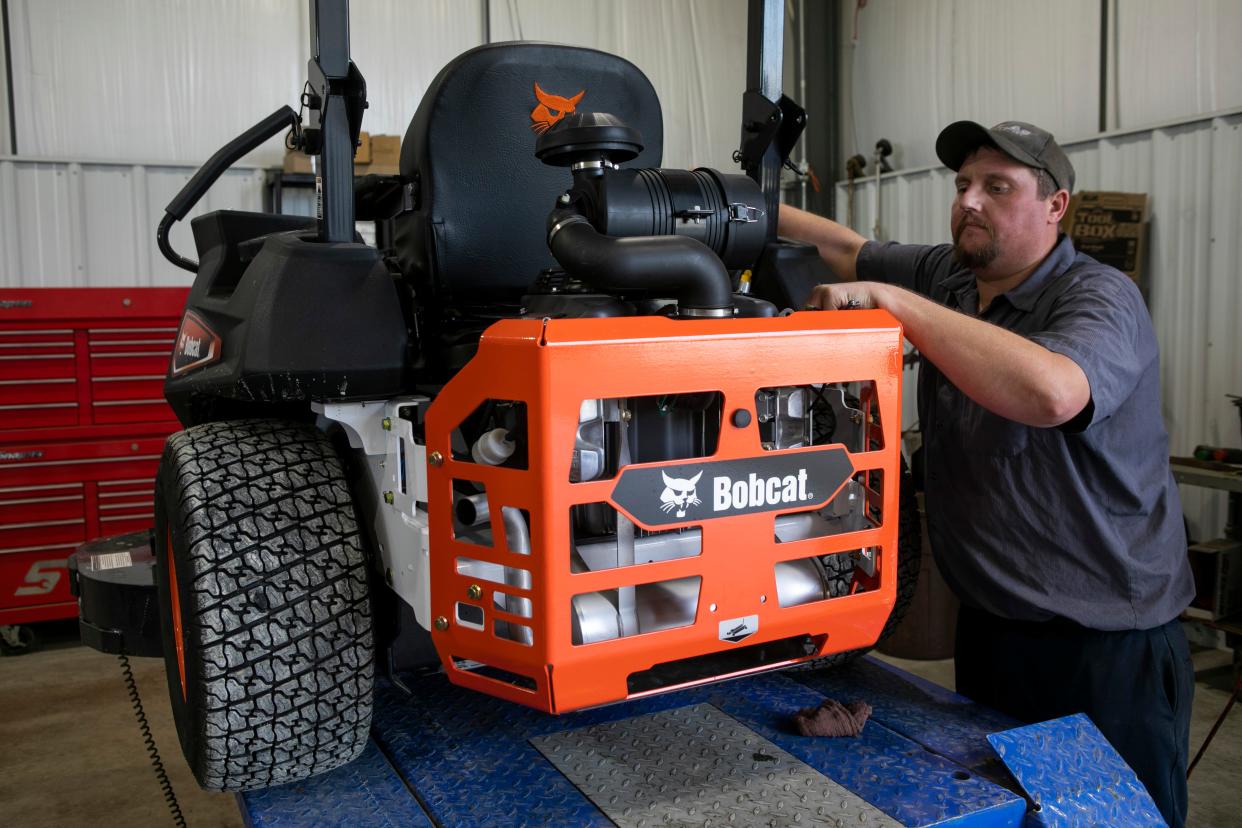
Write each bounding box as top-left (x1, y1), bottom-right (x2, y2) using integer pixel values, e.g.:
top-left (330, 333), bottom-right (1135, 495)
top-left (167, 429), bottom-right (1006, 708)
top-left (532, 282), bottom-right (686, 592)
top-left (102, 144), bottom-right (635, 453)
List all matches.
top-left (546, 208), bottom-right (733, 316)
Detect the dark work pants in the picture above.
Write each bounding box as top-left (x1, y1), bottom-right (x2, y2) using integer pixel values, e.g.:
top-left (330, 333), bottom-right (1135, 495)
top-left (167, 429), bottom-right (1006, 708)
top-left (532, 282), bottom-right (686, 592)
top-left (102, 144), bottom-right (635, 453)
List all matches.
top-left (955, 604), bottom-right (1193, 828)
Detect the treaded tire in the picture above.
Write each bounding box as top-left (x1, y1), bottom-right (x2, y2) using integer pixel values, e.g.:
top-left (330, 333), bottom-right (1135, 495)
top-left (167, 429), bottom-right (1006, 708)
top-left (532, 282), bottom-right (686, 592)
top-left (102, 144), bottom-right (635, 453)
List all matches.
top-left (154, 419), bottom-right (374, 792)
top-left (799, 461), bottom-right (923, 669)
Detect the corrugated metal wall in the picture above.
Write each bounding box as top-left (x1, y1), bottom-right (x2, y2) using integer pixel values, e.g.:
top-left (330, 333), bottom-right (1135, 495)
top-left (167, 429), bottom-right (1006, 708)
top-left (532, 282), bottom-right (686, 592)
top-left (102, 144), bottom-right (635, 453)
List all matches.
top-left (0, 159), bottom-right (265, 287)
top-left (0, 0), bottom-right (760, 290)
top-left (1116, 0), bottom-right (1242, 128)
top-left (841, 0), bottom-right (1101, 171)
top-left (7, 0), bottom-right (306, 166)
top-left (835, 109), bottom-right (1242, 538)
top-left (841, 0), bottom-right (1242, 171)
top-left (3, 0), bottom-right (749, 170)
top-left (0, 4), bottom-right (10, 156)
top-left (487, 0), bottom-right (748, 170)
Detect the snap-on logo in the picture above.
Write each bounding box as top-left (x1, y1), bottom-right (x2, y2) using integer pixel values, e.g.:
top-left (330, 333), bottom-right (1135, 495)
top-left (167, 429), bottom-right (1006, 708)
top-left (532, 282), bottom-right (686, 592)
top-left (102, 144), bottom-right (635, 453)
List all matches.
top-left (612, 447), bottom-right (854, 528)
top-left (0, 450), bottom-right (44, 462)
top-left (530, 83), bottom-right (585, 134)
top-left (170, 310), bottom-right (222, 377)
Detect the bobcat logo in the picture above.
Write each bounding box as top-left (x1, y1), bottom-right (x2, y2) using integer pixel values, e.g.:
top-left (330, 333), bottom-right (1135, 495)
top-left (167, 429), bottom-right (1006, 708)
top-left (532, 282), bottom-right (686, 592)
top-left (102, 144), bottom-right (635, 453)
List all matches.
top-left (659, 470), bottom-right (703, 518)
top-left (530, 83), bottom-right (585, 134)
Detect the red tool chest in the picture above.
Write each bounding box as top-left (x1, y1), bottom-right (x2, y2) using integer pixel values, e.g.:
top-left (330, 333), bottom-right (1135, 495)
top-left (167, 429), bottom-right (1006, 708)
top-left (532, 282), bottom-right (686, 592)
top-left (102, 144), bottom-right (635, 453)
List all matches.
top-left (0, 288), bottom-right (188, 625)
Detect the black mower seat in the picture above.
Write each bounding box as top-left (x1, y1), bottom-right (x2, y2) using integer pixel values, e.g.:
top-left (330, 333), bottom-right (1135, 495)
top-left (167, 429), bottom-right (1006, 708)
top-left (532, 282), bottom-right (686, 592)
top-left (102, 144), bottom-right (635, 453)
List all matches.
top-left (394, 42), bottom-right (664, 310)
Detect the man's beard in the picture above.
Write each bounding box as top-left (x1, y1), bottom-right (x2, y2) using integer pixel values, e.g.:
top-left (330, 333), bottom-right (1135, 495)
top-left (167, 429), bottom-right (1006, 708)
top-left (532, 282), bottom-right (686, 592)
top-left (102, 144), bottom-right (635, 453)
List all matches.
top-left (952, 221), bottom-right (1000, 269)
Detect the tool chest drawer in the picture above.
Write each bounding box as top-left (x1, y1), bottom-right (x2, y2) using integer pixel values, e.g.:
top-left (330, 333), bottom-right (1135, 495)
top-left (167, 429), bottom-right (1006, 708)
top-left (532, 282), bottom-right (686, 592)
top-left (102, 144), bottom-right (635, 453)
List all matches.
top-left (0, 288), bottom-right (188, 624)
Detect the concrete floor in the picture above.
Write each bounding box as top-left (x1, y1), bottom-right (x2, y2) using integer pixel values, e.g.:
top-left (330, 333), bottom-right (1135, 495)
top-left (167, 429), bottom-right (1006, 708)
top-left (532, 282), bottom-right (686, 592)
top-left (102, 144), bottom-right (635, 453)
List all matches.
top-left (0, 621), bottom-right (1238, 827)
top-left (0, 621), bottom-right (242, 828)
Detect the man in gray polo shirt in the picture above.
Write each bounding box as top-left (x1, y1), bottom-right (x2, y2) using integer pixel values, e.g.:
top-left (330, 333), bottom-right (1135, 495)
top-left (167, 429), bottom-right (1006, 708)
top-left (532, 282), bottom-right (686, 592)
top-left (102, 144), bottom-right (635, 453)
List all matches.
top-left (780, 120), bottom-right (1194, 826)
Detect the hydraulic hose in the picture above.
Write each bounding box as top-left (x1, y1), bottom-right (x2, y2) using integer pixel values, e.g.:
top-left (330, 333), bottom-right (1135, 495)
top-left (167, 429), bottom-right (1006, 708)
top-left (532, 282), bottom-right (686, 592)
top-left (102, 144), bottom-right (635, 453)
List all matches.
top-left (158, 105), bottom-right (300, 273)
top-left (546, 208), bottom-right (733, 316)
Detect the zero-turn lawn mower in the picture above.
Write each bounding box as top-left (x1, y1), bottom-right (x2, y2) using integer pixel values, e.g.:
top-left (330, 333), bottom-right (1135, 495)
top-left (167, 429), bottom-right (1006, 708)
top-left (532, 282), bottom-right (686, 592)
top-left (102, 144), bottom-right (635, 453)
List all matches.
top-left (71, 0), bottom-right (920, 794)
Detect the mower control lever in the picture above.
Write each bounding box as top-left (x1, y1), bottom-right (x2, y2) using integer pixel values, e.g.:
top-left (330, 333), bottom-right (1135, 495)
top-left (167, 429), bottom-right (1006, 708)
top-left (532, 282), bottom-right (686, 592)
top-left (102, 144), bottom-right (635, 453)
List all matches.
top-left (157, 105), bottom-right (299, 272)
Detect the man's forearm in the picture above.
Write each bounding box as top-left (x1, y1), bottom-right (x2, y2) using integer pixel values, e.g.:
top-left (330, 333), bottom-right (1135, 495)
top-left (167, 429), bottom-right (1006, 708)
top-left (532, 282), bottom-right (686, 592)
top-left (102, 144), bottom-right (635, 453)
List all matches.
top-left (779, 206), bottom-right (866, 282)
top-left (878, 286), bottom-right (1090, 428)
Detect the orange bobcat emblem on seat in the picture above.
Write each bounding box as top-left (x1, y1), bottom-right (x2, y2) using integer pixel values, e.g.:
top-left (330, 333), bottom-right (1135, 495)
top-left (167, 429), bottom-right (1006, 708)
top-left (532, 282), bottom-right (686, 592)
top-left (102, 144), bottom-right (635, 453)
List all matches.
top-left (530, 83), bottom-right (585, 134)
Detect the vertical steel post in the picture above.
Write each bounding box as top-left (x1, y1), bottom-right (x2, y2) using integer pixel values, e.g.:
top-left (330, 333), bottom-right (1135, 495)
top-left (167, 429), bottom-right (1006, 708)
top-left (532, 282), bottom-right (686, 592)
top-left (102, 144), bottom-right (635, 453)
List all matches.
top-left (309, 0), bottom-right (356, 243)
top-left (745, 0), bottom-right (784, 241)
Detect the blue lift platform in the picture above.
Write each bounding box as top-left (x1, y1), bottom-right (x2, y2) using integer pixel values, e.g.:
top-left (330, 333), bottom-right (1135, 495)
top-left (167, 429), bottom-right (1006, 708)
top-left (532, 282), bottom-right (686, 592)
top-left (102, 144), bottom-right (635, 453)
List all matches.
top-left (239, 657), bottom-right (1163, 827)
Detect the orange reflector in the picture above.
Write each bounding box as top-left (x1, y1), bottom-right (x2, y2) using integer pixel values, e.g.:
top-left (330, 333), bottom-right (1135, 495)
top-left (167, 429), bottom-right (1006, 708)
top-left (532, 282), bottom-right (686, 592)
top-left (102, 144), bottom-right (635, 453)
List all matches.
top-left (166, 527), bottom-right (188, 702)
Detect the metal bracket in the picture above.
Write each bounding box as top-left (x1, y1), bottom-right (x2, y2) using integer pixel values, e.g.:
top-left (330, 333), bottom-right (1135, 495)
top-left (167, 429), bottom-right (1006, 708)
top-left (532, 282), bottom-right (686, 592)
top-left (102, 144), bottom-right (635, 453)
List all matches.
top-left (736, 92), bottom-right (807, 179)
top-left (728, 203), bottom-right (763, 223)
top-left (673, 206), bottom-right (715, 223)
top-left (315, 397), bottom-right (434, 628)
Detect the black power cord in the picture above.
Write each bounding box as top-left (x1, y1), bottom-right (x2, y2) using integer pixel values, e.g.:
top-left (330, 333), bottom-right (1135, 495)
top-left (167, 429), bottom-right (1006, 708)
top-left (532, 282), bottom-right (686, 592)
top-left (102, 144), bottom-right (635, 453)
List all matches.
top-left (118, 654), bottom-right (187, 828)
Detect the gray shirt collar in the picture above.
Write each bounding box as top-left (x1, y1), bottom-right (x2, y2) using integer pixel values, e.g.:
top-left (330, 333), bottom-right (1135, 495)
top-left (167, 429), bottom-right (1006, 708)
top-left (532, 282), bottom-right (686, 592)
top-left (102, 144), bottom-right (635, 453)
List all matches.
top-left (942, 235), bottom-right (1076, 314)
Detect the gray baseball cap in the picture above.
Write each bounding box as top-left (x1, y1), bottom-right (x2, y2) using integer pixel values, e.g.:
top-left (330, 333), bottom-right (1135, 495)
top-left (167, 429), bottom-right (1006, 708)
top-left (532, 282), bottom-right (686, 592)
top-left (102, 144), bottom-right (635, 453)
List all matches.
top-left (936, 120), bottom-right (1075, 193)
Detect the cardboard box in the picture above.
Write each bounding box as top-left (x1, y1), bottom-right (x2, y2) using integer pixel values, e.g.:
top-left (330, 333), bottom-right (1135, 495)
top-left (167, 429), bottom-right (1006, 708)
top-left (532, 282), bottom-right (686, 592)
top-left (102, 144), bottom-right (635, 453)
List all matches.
top-left (354, 130), bottom-right (372, 164)
top-left (282, 148), bottom-right (314, 175)
top-left (1061, 191), bottom-right (1149, 295)
top-left (366, 134), bottom-right (401, 175)
top-left (280, 132), bottom-right (400, 177)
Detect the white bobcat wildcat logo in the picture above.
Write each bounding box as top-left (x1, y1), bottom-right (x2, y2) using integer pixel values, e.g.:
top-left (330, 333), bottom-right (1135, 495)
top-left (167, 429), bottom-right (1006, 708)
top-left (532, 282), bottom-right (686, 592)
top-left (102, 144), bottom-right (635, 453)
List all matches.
top-left (659, 470), bottom-right (703, 518)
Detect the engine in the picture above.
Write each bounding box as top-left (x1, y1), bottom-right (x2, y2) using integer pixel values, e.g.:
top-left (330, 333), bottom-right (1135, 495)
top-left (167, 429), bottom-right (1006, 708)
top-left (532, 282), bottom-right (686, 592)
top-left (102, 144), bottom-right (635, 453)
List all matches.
top-left (450, 380), bottom-right (879, 648)
top-left (523, 111), bottom-right (778, 321)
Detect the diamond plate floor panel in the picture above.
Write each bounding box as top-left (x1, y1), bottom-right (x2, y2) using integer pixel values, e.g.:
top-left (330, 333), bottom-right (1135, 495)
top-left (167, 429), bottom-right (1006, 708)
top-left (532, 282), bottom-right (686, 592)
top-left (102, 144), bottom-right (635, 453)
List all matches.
top-left (239, 740), bottom-right (434, 828)
top-left (791, 658), bottom-right (1021, 772)
top-left (532, 702), bottom-right (901, 828)
top-left (366, 668), bottom-right (1024, 827)
top-left (987, 713), bottom-right (1165, 827)
top-left (702, 672), bottom-right (1025, 827)
top-left (239, 657), bottom-right (1042, 827)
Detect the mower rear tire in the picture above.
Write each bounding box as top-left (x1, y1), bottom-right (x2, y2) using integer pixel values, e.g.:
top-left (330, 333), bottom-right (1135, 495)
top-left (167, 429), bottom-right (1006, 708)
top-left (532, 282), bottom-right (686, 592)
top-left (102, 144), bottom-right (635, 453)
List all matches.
top-left (154, 419), bottom-right (374, 792)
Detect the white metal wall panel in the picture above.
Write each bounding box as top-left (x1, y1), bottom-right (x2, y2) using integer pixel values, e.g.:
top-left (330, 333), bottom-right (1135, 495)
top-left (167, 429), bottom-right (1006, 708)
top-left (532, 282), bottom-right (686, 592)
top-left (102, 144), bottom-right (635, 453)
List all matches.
top-left (841, 0), bottom-right (1099, 171)
top-left (346, 0), bottom-right (483, 138)
top-left (832, 111), bottom-right (1242, 538)
top-left (1116, 0), bottom-right (1242, 129)
top-left (6, 0), bottom-right (750, 170)
top-left (841, 0), bottom-right (1242, 171)
top-left (0, 5), bottom-right (10, 156)
top-left (0, 158), bottom-right (264, 288)
top-left (8, 0), bottom-right (305, 167)
top-left (488, 0), bottom-right (748, 169)
top-left (1, 1), bottom-right (756, 289)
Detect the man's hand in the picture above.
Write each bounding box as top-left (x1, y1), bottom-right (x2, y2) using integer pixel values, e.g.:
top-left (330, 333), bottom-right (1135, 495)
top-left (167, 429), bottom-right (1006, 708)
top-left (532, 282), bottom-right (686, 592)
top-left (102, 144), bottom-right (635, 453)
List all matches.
top-left (806, 282), bottom-right (889, 311)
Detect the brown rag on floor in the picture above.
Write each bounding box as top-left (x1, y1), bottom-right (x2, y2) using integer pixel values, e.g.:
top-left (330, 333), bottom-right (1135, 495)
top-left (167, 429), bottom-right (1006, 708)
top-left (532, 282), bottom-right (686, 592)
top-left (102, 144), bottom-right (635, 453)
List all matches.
top-left (792, 698), bottom-right (873, 737)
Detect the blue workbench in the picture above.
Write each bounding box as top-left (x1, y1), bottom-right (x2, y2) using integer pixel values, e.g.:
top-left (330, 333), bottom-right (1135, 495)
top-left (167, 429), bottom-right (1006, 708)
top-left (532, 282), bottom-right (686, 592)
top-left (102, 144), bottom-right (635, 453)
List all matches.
top-left (239, 656), bottom-right (1162, 827)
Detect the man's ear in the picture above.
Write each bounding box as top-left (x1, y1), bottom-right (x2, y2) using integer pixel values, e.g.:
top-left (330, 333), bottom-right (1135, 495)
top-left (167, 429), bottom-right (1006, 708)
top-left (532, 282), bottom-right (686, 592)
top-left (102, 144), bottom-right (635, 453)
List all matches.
top-left (1048, 189), bottom-right (1070, 225)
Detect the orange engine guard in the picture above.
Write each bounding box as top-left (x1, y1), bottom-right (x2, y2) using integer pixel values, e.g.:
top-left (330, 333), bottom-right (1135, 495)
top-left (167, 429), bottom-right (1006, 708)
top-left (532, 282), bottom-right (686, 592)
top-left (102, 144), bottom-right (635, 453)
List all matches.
top-left (424, 310), bottom-right (904, 713)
